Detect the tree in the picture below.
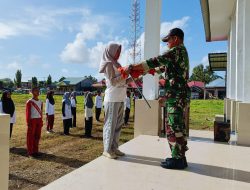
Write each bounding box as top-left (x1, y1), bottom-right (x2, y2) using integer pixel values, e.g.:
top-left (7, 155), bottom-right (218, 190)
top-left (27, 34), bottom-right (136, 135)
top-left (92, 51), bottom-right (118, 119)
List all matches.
top-left (2, 78), bottom-right (14, 88)
top-left (59, 76), bottom-right (66, 82)
top-left (189, 64), bottom-right (221, 84)
top-left (31, 77), bottom-right (38, 88)
top-left (84, 75), bottom-right (98, 83)
top-left (14, 70), bottom-right (22, 88)
top-left (47, 75), bottom-right (52, 86)
top-left (189, 64), bottom-right (222, 99)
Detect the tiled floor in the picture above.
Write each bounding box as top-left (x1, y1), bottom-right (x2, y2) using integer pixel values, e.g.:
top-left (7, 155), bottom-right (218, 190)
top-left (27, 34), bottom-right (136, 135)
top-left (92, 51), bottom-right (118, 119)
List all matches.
top-left (41, 130), bottom-right (250, 190)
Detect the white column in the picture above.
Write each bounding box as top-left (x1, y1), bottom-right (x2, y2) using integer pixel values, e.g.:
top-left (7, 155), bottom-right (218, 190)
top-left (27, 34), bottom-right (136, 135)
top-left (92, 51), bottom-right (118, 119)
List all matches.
top-left (235, 0), bottom-right (244, 101)
top-left (143, 0), bottom-right (162, 100)
top-left (227, 35), bottom-right (231, 99)
top-left (243, 0), bottom-right (250, 102)
top-left (230, 13), bottom-right (236, 99)
top-left (0, 114), bottom-right (10, 190)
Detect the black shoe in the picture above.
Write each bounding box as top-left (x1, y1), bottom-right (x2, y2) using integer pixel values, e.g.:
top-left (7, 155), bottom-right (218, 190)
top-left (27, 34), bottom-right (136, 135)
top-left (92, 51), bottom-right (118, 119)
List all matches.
top-left (162, 157), bottom-right (188, 168)
top-left (160, 158), bottom-right (185, 169)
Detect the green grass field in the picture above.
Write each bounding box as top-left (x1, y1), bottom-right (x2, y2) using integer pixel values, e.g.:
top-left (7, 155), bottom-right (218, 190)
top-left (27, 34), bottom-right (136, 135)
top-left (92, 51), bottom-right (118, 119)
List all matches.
top-left (7, 94), bottom-right (223, 190)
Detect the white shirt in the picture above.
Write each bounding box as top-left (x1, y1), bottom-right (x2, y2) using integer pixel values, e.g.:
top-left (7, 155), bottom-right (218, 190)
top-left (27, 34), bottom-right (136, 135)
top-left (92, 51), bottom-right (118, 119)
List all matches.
top-left (104, 64), bottom-right (127, 103)
top-left (124, 97), bottom-right (131, 109)
top-left (45, 99), bottom-right (55, 115)
top-left (85, 107), bottom-right (93, 120)
top-left (95, 95), bottom-right (103, 108)
top-left (62, 101), bottom-right (72, 120)
top-left (71, 98), bottom-right (76, 108)
top-left (0, 101), bottom-right (16, 124)
top-left (27, 99), bottom-right (43, 119)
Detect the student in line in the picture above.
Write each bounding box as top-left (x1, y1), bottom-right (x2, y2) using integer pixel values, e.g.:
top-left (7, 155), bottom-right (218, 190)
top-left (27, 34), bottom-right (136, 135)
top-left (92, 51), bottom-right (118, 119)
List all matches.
top-left (95, 91), bottom-right (103, 122)
top-left (62, 92), bottom-right (72, 135)
top-left (124, 91), bottom-right (131, 126)
top-left (45, 91), bottom-right (55, 133)
top-left (84, 91), bottom-right (94, 138)
top-left (71, 91), bottom-right (77, 128)
top-left (0, 91), bottom-right (16, 138)
top-left (26, 87), bottom-right (43, 158)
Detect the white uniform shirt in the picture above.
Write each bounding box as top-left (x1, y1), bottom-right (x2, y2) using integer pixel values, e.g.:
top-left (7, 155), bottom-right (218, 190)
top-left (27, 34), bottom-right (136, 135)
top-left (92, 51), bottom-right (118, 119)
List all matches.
top-left (45, 99), bottom-right (55, 115)
top-left (104, 65), bottom-right (127, 103)
top-left (62, 101), bottom-right (72, 120)
top-left (95, 95), bottom-right (103, 108)
top-left (71, 98), bottom-right (76, 108)
top-left (27, 99), bottom-right (43, 119)
top-left (85, 107), bottom-right (93, 120)
top-left (0, 101), bottom-right (16, 124)
top-left (124, 97), bottom-right (131, 109)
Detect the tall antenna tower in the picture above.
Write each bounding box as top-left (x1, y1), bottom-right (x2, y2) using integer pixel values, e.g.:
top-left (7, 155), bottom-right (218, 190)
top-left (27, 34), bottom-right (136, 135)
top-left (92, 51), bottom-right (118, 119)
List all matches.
top-left (129, 0), bottom-right (142, 64)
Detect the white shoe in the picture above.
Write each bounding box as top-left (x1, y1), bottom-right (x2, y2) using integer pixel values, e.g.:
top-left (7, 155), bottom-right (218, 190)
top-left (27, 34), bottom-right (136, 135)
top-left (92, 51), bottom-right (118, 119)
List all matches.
top-left (102, 152), bottom-right (118, 159)
top-left (114, 149), bottom-right (125, 156)
top-left (46, 131), bottom-right (51, 134)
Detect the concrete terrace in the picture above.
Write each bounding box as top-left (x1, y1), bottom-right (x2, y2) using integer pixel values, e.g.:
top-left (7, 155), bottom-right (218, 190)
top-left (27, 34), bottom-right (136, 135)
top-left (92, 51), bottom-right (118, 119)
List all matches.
top-left (41, 130), bottom-right (250, 190)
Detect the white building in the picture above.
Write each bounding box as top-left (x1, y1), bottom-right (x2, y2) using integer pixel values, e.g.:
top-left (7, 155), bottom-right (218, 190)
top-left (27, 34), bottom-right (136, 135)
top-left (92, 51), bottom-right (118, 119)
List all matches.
top-left (200, 0), bottom-right (250, 145)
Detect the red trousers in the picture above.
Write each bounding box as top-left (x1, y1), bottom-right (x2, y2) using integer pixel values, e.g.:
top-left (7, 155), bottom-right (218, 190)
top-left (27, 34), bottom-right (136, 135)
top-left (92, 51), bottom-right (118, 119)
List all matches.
top-left (27, 118), bottom-right (43, 155)
top-left (46, 115), bottom-right (54, 131)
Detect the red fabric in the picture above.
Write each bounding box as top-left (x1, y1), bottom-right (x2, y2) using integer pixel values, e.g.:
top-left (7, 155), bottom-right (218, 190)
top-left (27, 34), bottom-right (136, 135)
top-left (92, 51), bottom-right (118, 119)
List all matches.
top-left (117, 67), bottom-right (128, 79)
top-left (26, 101), bottom-right (32, 125)
top-left (148, 69), bottom-right (156, 76)
top-left (46, 115), bottom-right (54, 131)
top-left (27, 118), bottom-right (43, 155)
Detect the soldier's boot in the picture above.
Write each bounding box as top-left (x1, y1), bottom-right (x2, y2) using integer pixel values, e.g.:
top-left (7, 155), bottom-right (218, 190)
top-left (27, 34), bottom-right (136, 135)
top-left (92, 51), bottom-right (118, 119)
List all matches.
top-left (160, 158), bottom-right (185, 169)
top-left (161, 157), bottom-right (188, 168)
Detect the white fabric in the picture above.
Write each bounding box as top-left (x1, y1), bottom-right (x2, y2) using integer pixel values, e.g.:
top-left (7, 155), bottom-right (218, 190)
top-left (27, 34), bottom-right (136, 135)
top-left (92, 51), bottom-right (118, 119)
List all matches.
top-left (28, 99), bottom-right (42, 119)
top-left (124, 97), bottom-right (131, 109)
top-left (95, 95), bottom-right (103, 108)
top-left (0, 101), bottom-right (16, 124)
top-left (104, 65), bottom-right (127, 103)
top-left (85, 107), bottom-right (93, 120)
top-left (71, 98), bottom-right (76, 108)
top-left (62, 100), bottom-right (72, 120)
top-left (45, 99), bottom-right (55, 115)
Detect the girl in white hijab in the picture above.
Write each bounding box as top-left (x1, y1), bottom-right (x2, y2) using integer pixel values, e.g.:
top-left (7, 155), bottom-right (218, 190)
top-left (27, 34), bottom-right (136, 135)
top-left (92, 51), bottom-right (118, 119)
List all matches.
top-left (99, 43), bottom-right (130, 159)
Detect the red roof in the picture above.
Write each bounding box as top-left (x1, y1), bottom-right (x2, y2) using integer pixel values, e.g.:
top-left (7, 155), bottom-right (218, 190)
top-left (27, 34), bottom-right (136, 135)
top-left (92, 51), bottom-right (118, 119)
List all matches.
top-left (188, 81), bottom-right (204, 88)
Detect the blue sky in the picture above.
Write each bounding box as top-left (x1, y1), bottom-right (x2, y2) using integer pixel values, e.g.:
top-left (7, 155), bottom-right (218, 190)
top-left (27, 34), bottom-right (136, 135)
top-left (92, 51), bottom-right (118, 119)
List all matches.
top-left (0, 0), bottom-right (227, 82)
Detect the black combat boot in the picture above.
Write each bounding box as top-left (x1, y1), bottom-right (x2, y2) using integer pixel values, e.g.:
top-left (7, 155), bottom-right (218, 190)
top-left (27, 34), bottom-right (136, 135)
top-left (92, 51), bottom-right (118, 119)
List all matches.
top-left (160, 158), bottom-right (185, 169)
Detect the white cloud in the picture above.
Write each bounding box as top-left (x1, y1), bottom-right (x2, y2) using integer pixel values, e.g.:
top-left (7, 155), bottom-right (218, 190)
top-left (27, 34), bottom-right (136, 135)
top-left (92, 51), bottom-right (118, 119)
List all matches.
top-left (7, 61), bottom-right (22, 70)
top-left (201, 55), bottom-right (209, 66)
top-left (42, 64), bottom-right (51, 69)
top-left (0, 7), bottom-right (92, 39)
top-left (62, 68), bottom-right (69, 73)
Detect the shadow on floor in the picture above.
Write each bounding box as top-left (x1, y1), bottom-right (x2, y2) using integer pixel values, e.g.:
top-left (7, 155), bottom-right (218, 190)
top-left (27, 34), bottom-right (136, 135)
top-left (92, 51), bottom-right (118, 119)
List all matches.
top-left (10, 147), bottom-right (86, 168)
top-left (119, 154), bottom-right (250, 183)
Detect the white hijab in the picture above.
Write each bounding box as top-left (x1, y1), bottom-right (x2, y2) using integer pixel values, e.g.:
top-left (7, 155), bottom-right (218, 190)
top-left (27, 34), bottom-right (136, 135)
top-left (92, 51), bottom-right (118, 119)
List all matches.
top-left (99, 43), bottom-right (121, 73)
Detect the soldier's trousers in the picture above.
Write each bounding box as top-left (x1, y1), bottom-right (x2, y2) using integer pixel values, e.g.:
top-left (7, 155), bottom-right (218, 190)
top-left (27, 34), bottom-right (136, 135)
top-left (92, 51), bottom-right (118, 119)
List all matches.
top-left (166, 106), bottom-right (188, 159)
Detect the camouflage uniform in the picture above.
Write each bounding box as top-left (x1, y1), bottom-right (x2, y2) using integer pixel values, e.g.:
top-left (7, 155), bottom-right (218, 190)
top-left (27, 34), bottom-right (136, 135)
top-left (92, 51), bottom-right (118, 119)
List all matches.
top-left (143, 44), bottom-right (190, 159)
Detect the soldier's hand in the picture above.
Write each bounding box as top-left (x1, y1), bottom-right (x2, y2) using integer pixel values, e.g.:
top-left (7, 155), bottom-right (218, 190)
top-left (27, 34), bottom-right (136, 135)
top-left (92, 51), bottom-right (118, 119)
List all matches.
top-left (158, 97), bottom-right (166, 107)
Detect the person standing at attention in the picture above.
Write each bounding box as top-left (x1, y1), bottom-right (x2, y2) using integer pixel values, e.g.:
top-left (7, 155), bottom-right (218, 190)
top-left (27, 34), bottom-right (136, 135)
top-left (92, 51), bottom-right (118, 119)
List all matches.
top-left (95, 90), bottom-right (103, 122)
top-left (124, 91), bottom-right (131, 126)
top-left (45, 91), bottom-right (55, 133)
top-left (26, 87), bottom-right (43, 158)
top-left (62, 92), bottom-right (72, 135)
top-left (0, 91), bottom-right (16, 138)
top-left (84, 91), bottom-right (94, 138)
top-left (71, 91), bottom-right (77, 128)
top-left (99, 43), bottom-right (131, 159)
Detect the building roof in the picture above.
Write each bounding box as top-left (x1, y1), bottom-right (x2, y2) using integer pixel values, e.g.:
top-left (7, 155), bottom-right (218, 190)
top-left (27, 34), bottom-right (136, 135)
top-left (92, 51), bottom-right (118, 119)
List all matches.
top-left (206, 78), bottom-right (225, 88)
top-left (208, 52), bottom-right (227, 71)
top-left (58, 77), bottom-right (85, 86)
top-left (200, 0), bottom-right (236, 42)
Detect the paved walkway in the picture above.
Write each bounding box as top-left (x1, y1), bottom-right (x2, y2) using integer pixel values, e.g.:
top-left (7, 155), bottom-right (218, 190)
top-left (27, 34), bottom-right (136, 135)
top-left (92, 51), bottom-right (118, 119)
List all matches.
top-left (41, 130), bottom-right (250, 190)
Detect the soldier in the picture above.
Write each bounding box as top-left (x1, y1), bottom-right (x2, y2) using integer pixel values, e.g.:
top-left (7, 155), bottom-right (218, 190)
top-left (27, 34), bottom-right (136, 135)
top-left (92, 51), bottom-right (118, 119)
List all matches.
top-left (131, 28), bottom-right (190, 169)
